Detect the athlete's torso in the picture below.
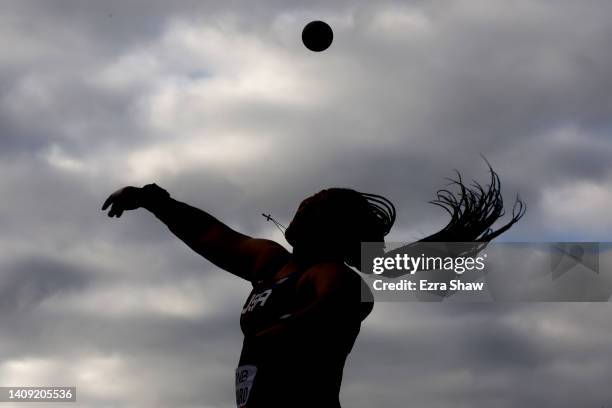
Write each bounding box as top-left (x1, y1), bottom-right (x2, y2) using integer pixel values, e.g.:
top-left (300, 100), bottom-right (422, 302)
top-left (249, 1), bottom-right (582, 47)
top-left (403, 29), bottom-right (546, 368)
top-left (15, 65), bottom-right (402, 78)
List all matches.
top-left (236, 262), bottom-right (372, 408)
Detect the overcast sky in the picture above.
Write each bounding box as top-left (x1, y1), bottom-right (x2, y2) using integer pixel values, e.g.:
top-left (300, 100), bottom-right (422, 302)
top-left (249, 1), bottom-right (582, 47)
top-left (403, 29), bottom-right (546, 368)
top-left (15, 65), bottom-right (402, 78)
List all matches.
top-left (1, 1), bottom-right (612, 407)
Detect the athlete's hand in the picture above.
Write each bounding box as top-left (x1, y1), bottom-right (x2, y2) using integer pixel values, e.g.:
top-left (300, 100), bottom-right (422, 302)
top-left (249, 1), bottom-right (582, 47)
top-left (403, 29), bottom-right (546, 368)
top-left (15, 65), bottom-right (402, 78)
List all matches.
top-left (101, 186), bottom-right (143, 218)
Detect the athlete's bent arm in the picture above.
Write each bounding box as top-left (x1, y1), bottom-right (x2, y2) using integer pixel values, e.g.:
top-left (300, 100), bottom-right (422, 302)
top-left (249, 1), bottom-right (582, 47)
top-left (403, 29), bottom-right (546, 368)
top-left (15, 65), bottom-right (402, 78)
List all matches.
top-left (255, 264), bottom-right (361, 338)
top-left (101, 184), bottom-right (289, 281)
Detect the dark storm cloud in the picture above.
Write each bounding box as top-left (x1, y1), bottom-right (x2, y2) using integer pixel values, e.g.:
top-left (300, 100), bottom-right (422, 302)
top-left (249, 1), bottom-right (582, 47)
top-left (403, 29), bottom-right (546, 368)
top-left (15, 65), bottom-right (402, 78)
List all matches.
top-left (1, 1), bottom-right (612, 407)
top-left (0, 255), bottom-right (91, 313)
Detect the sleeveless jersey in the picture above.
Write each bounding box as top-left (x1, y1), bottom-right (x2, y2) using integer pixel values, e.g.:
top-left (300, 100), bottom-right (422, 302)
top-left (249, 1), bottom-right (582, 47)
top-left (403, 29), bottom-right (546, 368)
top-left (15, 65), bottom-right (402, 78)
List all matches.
top-left (235, 269), bottom-right (363, 408)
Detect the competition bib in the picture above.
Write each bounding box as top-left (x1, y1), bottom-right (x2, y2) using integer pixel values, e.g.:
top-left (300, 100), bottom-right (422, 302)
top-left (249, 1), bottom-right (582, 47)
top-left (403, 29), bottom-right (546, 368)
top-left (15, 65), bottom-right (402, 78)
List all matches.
top-left (235, 365), bottom-right (257, 407)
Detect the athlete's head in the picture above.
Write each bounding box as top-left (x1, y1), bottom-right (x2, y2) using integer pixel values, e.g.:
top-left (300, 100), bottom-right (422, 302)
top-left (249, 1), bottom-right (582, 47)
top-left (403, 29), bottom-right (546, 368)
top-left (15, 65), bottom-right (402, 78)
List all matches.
top-left (284, 188), bottom-right (395, 269)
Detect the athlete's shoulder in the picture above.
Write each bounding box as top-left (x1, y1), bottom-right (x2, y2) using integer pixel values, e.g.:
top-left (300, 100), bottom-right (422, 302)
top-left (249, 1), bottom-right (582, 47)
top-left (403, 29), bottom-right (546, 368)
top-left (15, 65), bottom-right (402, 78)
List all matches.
top-left (301, 261), bottom-right (362, 293)
top-left (303, 262), bottom-right (372, 319)
top-left (250, 239), bottom-right (291, 282)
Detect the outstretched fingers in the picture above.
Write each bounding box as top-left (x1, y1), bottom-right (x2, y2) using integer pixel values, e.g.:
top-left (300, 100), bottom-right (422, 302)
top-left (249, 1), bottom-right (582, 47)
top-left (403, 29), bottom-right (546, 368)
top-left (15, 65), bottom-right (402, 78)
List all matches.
top-left (101, 194), bottom-right (115, 211)
top-left (102, 194), bottom-right (124, 218)
top-left (107, 201), bottom-right (124, 218)
top-left (111, 206), bottom-right (124, 218)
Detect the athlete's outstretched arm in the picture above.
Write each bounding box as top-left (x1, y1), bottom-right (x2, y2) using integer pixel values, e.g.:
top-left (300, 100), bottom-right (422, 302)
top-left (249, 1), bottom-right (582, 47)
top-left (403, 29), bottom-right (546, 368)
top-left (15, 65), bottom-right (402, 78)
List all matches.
top-left (101, 184), bottom-right (289, 281)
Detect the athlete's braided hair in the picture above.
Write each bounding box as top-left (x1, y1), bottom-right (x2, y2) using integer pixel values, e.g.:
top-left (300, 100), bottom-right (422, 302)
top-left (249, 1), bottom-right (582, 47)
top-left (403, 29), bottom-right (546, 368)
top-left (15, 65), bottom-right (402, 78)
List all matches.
top-left (379, 158), bottom-right (526, 277)
top-left (274, 158), bottom-right (524, 273)
top-left (417, 157), bottom-right (526, 243)
top-left (359, 192), bottom-right (396, 238)
top-left (338, 159), bottom-right (525, 272)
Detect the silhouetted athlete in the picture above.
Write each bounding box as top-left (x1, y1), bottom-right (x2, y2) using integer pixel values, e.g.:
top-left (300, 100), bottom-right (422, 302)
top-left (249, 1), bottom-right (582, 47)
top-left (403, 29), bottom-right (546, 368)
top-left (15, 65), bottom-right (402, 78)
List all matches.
top-left (101, 161), bottom-right (524, 408)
